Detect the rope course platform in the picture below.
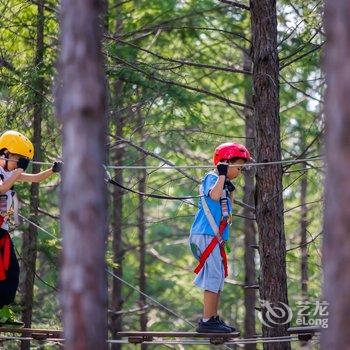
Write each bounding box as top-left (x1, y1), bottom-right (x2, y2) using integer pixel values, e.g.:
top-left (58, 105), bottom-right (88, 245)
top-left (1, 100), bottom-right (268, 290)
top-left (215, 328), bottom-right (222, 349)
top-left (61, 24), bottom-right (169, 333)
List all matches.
top-left (113, 332), bottom-right (319, 346)
top-left (114, 327), bottom-right (322, 346)
top-left (287, 326), bottom-right (321, 341)
top-left (0, 327), bottom-right (321, 345)
top-left (116, 331), bottom-right (240, 345)
top-left (0, 326), bottom-right (62, 341)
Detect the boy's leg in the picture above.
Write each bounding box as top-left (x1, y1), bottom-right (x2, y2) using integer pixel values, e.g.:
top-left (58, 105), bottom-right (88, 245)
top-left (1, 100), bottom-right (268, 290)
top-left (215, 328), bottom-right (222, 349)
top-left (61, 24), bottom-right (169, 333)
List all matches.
top-left (203, 290), bottom-right (220, 318)
top-left (192, 236), bottom-right (230, 332)
top-left (197, 290), bottom-right (230, 333)
top-left (214, 291), bottom-right (221, 315)
top-left (213, 290), bottom-right (236, 332)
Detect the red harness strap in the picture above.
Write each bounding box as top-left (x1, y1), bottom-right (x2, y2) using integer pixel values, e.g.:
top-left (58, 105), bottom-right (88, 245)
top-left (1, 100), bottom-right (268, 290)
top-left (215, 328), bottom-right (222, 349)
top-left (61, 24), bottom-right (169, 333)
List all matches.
top-left (194, 219), bottom-right (229, 277)
top-left (0, 217), bottom-right (11, 281)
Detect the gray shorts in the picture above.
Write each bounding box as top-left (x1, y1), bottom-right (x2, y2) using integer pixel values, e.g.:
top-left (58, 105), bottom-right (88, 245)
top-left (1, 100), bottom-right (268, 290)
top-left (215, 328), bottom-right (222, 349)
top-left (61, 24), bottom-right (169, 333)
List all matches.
top-left (189, 234), bottom-right (225, 293)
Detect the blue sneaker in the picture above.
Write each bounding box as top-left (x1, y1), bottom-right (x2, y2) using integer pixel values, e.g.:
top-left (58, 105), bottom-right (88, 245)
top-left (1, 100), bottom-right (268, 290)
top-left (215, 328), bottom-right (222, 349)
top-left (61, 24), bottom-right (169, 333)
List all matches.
top-left (215, 316), bottom-right (236, 332)
top-left (196, 316), bottom-right (231, 333)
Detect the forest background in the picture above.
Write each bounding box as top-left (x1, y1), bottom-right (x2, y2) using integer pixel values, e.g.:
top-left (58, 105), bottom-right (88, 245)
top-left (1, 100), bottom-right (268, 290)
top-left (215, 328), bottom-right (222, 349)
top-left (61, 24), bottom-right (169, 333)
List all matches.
top-left (0, 0), bottom-right (324, 349)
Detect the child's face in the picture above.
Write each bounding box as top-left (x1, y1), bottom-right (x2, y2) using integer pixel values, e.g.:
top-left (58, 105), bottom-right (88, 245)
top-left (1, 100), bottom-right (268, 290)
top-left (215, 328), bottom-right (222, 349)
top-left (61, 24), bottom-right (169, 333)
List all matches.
top-left (5, 153), bottom-right (20, 171)
top-left (227, 159), bottom-right (246, 180)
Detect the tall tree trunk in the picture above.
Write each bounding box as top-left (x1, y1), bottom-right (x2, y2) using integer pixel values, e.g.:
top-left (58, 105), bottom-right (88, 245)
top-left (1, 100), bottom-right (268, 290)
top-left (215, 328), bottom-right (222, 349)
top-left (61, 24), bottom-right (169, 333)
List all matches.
top-left (138, 109), bottom-right (148, 350)
top-left (110, 95), bottom-right (124, 350)
top-left (243, 51), bottom-right (257, 350)
top-left (101, 0), bottom-right (109, 33)
top-left (110, 15), bottom-right (125, 345)
top-left (300, 161), bottom-right (308, 300)
top-left (322, 0), bottom-right (350, 348)
top-left (56, 1), bottom-right (108, 349)
top-left (250, 1), bottom-right (291, 349)
top-left (299, 160), bottom-right (309, 349)
top-left (20, 2), bottom-right (45, 349)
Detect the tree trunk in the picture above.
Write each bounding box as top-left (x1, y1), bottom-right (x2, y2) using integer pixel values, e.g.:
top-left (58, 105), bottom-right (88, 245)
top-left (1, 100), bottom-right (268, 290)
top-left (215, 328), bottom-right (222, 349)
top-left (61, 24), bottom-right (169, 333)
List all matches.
top-left (56, 1), bottom-right (108, 349)
top-left (322, 0), bottom-right (350, 348)
top-left (300, 161), bottom-right (308, 300)
top-left (20, 2), bottom-right (44, 349)
top-left (250, 0), bottom-right (291, 348)
top-left (138, 109), bottom-right (148, 350)
top-left (243, 51), bottom-right (257, 350)
top-left (299, 160), bottom-right (309, 348)
top-left (110, 28), bottom-right (125, 347)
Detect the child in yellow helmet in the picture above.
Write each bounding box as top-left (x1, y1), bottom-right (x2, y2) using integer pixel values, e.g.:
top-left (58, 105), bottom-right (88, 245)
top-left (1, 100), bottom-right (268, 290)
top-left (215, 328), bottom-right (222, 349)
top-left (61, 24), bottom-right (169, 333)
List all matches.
top-left (0, 130), bottom-right (62, 324)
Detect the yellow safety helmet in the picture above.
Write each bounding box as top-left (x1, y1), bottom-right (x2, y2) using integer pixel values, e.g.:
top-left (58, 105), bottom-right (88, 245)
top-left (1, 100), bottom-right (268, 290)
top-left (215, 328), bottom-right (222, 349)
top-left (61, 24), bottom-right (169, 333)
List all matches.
top-left (0, 130), bottom-right (34, 159)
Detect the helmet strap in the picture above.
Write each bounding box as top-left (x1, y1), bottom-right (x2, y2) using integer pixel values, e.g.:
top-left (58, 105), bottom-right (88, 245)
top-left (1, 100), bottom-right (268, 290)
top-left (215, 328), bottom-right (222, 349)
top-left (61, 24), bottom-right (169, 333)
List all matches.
top-left (1, 150), bottom-right (10, 171)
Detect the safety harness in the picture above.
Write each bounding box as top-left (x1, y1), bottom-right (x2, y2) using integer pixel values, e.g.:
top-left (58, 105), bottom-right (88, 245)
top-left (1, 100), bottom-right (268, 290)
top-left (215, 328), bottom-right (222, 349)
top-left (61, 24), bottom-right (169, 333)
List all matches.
top-left (0, 173), bottom-right (18, 281)
top-left (0, 229), bottom-right (10, 281)
top-left (0, 197), bottom-right (10, 281)
top-left (194, 183), bottom-right (231, 277)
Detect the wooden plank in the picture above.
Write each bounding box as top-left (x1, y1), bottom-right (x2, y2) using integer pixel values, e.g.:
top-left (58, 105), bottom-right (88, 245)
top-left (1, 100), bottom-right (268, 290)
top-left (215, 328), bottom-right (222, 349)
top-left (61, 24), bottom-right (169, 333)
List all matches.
top-left (117, 331), bottom-right (240, 338)
top-left (287, 326), bottom-right (321, 342)
top-left (244, 285), bottom-right (259, 289)
top-left (0, 327), bottom-right (62, 337)
top-left (287, 326), bottom-right (321, 334)
top-left (117, 331), bottom-right (240, 345)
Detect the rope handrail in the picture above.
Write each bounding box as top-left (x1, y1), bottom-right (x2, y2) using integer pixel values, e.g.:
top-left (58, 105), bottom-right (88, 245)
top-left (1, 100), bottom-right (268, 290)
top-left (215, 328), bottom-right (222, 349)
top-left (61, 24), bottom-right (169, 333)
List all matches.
top-left (28, 155), bottom-right (324, 169)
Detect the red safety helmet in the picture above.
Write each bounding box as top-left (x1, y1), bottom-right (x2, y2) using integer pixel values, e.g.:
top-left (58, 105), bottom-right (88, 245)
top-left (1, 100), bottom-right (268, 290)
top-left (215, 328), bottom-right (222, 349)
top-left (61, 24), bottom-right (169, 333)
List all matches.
top-left (213, 142), bottom-right (251, 165)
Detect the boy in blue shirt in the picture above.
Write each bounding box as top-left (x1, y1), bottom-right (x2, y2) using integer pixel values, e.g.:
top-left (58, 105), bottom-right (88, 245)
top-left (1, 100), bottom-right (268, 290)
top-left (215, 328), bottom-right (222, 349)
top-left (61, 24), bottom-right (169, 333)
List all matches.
top-left (189, 142), bottom-right (251, 333)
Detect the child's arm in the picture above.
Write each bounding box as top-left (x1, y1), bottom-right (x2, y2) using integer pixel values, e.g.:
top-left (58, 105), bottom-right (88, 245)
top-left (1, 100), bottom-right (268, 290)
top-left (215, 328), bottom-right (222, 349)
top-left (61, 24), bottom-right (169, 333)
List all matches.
top-left (0, 169), bottom-right (24, 193)
top-left (18, 161), bottom-right (62, 183)
top-left (209, 175), bottom-right (226, 201)
top-left (209, 163), bottom-right (228, 201)
top-left (18, 168), bottom-right (54, 183)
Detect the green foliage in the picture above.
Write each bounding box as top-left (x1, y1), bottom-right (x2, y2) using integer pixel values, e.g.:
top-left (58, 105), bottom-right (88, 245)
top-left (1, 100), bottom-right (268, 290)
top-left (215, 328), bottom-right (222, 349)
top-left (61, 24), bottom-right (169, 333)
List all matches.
top-left (0, 0), bottom-right (324, 347)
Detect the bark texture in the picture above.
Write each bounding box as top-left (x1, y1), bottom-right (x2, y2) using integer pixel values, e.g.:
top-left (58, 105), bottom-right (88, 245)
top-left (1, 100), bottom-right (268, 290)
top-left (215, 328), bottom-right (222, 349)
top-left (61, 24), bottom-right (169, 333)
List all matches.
top-left (110, 16), bottom-right (125, 350)
top-left (250, 0), bottom-right (290, 348)
top-left (322, 0), bottom-right (350, 348)
top-left (21, 3), bottom-right (45, 349)
top-left (138, 110), bottom-right (148, 350)
top-left (300, 162), bottom-right (308, 300)
top-left (56, 1), bottom-right (108, 349)
top-left (243, 51), bottom-right (257, 350)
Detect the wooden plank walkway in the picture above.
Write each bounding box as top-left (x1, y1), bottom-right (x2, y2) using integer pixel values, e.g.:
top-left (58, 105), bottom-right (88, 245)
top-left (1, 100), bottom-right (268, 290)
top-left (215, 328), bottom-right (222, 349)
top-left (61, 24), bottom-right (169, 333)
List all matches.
top-left (117, 331), bottom-right (240, 345)
top-left (0, 327), bottom-right (62, 340)
top-left (287, 326), bottom-right (322, 341)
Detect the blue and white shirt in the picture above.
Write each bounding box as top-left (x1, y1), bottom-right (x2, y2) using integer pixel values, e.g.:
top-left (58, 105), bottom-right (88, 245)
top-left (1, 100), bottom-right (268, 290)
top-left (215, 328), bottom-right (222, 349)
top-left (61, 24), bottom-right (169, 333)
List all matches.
top-left (190, 171), bottom-right (233, 241)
